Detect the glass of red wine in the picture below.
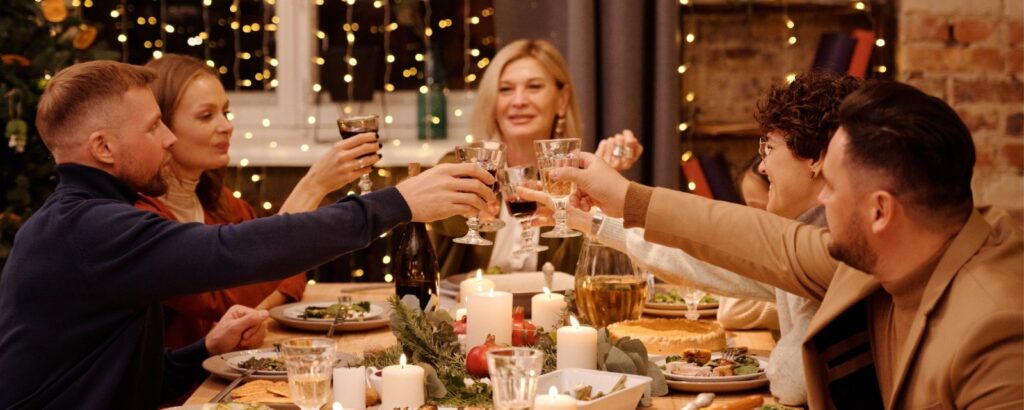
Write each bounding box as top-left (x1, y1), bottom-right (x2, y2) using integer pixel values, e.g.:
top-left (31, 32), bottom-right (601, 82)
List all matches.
top-left (336, 115), bottom-right (379, 195)
top-left (499, 165), bottom-right (549, 255)
top-left (453, 144), bottom-right (505, 246)
top-left (471, 141), bottom-right (508, 233)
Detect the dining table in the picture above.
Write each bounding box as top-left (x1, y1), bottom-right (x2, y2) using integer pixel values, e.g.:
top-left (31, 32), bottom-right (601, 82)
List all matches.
top-left (185, 282), bottom-right (783, 409)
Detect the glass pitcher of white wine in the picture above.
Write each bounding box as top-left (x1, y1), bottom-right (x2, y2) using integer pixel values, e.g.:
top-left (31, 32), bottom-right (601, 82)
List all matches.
top-left (574, 237), bottom-right (647, 328)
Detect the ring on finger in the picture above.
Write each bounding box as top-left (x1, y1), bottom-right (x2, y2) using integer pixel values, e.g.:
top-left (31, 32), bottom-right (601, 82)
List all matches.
top-left (611, 144), bottom-right (624, 158)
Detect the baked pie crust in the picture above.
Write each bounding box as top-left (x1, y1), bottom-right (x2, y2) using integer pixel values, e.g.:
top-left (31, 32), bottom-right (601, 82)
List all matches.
top-left (606, 318), bottom-right (727, 354)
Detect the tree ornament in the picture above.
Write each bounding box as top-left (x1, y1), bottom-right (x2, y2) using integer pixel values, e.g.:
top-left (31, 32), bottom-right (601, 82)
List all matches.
top-left (6, 120), bottom-right (28, 153)
top-left (1, 55), bottom-right (31, 67)
top-left (42, 0), bottom-right (68, 23)
top-left (73, 25), bottom-right (98, 50)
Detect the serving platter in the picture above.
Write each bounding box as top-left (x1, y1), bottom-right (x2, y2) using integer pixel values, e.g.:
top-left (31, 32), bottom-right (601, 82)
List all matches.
top-left (269, 301), bottom-right (390, 332)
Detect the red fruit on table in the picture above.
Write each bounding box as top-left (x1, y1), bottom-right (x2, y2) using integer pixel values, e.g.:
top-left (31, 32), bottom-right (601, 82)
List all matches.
top-left (466, 334), bottom-right (498, 378)
top-left (511, 306), bottom-right (537, 346)
top-left (453, 316), bottom-right (467, 335)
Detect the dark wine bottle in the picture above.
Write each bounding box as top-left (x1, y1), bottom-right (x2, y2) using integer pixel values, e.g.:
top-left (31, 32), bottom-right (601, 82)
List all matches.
top-left (391, 163), bottom-right (440, 310)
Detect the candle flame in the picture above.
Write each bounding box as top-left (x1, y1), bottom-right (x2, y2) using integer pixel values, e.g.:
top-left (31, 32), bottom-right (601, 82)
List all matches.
top-left (400, 353), bottom-right (407, 367)
top-left (332, 402), bottom-right (343, 410)
top-left (489, 288), bottom-right (494, 297)
top-left (570, 315), bottom-right (580, 328)
top-left (476, 269), bottom-right (483, 280)
top-left (543, 287), bottom-right (551, 297)
top-left (548, 386), bottom-right (559, 396)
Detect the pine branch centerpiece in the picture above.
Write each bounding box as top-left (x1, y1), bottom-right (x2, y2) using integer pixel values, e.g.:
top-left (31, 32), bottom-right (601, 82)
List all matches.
top-left (364, 294), bottom-right (668, 407)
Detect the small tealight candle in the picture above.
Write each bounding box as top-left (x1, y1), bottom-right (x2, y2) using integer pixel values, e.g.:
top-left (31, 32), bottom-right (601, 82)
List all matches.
top-left (466, 288), bottom-right (513, 347)
top-left (556, 316), bottom-right (597, 370)
top-left (530, 287), bottom-right (566, 332)
top-left (534, 386), bottom-right (578, 410)
top-left (459, 269), bottom-right (496, 304)
top-left (332, 365), bottom-right (366, 410)
top-left (380, 354), bottom-right (425, 410)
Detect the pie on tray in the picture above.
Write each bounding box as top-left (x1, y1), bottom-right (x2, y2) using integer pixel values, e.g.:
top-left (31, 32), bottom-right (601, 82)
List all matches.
top-left (606, 318), bottom-right (726, 354)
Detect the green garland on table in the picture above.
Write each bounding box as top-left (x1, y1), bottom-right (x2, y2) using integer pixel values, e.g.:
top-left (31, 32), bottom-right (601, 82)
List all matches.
top-left (363, 294), bottom-right (668, 407)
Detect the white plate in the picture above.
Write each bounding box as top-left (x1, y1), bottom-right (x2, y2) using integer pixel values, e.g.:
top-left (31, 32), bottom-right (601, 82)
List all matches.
top-left (643, 307), bottom-right (717, 318)
top-left (282, 301), bottom-right (384, 322)
top-left (656, 354), bottom-right (768, 383)
top-left (665, 374), bottom-right (769, 393)
top-left (537, 369), bottom-right (652, 410)
top-left (644, 301), bottom-right (718, 311)
top-left (225, 350), bottom-right (287, 375)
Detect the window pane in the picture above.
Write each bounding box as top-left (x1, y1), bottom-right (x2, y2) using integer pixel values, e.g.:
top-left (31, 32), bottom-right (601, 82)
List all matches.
top-left (83, 0), bottom-right (277, 92)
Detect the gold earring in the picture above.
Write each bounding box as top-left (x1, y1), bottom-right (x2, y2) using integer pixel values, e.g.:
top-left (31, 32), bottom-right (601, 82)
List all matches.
top-left (554, 115), bottom-right (566, 138)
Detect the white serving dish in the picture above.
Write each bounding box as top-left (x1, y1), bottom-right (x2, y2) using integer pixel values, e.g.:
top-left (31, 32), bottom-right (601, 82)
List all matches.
top-left (536, 369), bottom-right (652, 410)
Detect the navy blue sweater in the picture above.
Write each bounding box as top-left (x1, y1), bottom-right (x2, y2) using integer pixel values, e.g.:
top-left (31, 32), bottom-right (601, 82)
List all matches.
top-left (0, 164), bottom-right (411, 409)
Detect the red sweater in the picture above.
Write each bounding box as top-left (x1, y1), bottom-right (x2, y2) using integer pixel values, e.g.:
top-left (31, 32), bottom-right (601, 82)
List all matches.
top-left (136, 189), bottom-right (307, 350)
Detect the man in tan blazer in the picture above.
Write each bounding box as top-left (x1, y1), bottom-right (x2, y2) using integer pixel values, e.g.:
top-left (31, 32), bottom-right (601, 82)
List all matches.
top-left (548, 82), bottom-right (1023, 409)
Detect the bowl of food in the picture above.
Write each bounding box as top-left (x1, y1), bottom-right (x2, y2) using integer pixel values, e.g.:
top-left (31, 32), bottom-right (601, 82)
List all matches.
top-left (536, 369), bottom-right (651, 410)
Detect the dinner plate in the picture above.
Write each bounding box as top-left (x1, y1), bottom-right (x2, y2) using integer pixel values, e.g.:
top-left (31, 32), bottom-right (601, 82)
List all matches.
top-left (665, 374), bottom-right (770, 393)
top-left (656, 354), bottom-right (769, 383)
top-left (281, 301), bottom-right (385, 322)
top-left (644, 301), bottom-right (718, 311)
top-left (225, 350), bottom-right (287, 375)
top-left (203, 348), bottom-right (361, 382)
top-left (643, 305), bottom-right (716, 317)
top-left (269, 302), bottom-right (390, 332)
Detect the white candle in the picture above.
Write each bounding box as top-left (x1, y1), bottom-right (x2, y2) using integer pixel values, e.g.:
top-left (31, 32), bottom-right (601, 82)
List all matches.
top-left (530, 287), bottom-right (566, 332)
top-left (380, 354), bottom-right (424, 410)
top-left (534, 386), bottom-right (578, 410)
top-left (466, 289), bottom-right (513, 348)
top-left (556, 316), bottom-right (598, 370)
top-left (332, 365), bottom-right (366, 410)
top-left (459, 269), bottom-right (496, 304)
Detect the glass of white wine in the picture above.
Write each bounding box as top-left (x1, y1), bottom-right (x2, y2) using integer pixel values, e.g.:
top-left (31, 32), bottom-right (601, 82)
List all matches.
top-left (534, 138), bottom-right (582, 238)
top-left (281, 337), bottom-right (336, 410)
top-left (453, 143), bottom-right (506, 246)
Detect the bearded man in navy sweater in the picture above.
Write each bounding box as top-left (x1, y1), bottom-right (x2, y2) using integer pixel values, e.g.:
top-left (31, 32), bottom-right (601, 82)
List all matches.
top-left (0, 60), bottom-right (497, 409)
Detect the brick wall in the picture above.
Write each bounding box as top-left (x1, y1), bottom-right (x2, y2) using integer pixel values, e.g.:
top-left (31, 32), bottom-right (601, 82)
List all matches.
top-left (898, 0), bottom-right (1024, 215)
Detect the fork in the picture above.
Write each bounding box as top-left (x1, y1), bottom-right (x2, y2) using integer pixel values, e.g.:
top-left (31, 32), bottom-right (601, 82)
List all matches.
top-left (325, 296), bottom-right (351, 338)
top-left (210, 366), bottom-right (257, 403)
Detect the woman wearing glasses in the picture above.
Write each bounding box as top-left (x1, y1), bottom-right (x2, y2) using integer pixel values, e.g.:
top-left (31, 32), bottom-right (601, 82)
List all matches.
top-left (430, 39), bottom-right (643, 277)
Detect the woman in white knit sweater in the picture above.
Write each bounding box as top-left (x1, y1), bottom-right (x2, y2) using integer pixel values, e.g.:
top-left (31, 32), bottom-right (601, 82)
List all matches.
top-left (525, 72), bottom-right (863, 405)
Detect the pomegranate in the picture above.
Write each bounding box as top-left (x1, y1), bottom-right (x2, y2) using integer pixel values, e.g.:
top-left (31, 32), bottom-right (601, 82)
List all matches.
top-left (511, 307), bottom-right (537, 346)
top-left (465, 334), bottom-right (498, 378)
top-left (453, 316), bottom-right (467, 335)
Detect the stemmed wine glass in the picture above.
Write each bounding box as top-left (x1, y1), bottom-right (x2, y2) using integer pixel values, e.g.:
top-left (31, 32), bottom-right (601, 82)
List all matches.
top-left (337, 115), bottom-right (379, 195)
top-left (498, 165), bottom-right (549, 254)
top-left (453, 144), bottom-right (506, 246)
top-left (473, 141), bottom-right (508, 233)
top-left (680, 286), bottom-right (707, 320)
top-left (534, 138), bottom-right (582, 238)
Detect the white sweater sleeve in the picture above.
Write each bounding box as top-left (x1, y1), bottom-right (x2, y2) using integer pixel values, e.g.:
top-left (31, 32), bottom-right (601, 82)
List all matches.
top-left (597, 217), bottom-right (776, 302)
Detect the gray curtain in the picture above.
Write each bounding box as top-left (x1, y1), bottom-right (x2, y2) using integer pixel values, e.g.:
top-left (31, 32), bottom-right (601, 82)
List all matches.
top-left (495, 0), bottom-right (680, 189)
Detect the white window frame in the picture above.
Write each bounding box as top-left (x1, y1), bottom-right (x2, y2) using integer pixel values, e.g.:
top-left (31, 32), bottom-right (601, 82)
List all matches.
top-left (225, 1), bottom-right (468, 168)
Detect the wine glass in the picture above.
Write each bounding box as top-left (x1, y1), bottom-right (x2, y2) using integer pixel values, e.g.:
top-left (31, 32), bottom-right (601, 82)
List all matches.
top-left (680, 286), bottom-right (707, 320)
top-left (471, 141), bottom-right (508, 233)
top-left (574, 237), bottom-right (646, 328)
top-left (498, 165), bottom-right (549, 255)
top-left (281, 337), bottom-right (336, 410)
top-left (453, 144), bottom-right (505, 246)
top-left (337, 115), bottom-right (380, 195)
top-left (534, 138), bottom-right (582, 238)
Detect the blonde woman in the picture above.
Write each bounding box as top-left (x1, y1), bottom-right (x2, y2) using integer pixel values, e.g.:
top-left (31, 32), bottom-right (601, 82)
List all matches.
top-left (432, 39), bottom-right (642, 277)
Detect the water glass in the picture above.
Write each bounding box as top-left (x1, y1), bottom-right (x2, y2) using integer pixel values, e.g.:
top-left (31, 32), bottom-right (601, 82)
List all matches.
top-left (487, 348), bottom-right (544, 410)
top-left (281, 337), bottom-right (336, 410)
top-left (680, 286), bottom-right (707, 320)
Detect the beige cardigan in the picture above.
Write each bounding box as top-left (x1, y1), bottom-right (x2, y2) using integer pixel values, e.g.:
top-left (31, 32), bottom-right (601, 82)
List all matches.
top-left (624, 183), bottom-right (1023, 409)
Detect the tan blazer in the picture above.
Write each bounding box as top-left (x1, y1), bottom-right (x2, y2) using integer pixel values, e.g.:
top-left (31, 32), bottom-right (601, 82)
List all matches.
top-left (628, 184), bottom-right (1023, 409)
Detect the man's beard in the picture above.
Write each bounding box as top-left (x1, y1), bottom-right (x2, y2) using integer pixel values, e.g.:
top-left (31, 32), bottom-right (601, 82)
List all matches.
top-left (828, 213), bottom-right (878, 272)
top-left (133, 172), bottom-right (168, 197)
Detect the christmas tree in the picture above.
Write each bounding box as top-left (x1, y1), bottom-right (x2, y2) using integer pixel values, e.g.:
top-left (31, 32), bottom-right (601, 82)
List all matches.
top-left (0, 0), bottom-right (118, 268)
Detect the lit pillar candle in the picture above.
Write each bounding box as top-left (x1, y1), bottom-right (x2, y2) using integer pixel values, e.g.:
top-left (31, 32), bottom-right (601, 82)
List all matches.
top-left (534, 386), bottom-right (578, 410)
top-left (467, 289), bottom-right (513, 347)
top-left (332, 365), bottom-right (366, 410)
top-left (459, 269), bottom-right (496, 304)
top-left (530, 287), bottom-right (566, 332)
top-left (380, 354), bottom-right (424, 410)
top-left (556, 316), bottom-right (597, 370)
